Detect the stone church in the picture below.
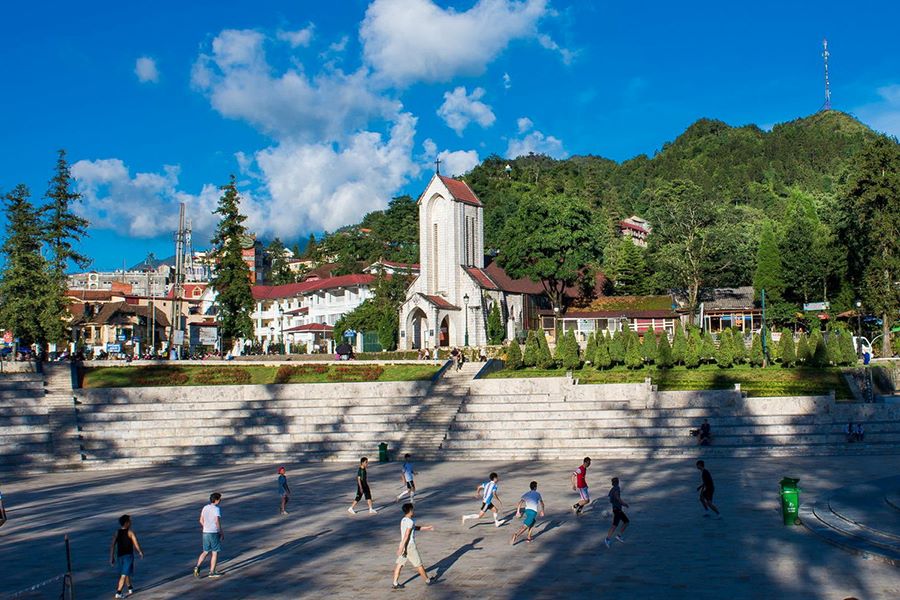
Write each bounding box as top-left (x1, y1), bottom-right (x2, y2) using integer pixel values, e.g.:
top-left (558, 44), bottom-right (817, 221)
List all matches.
top-left (398, 174), bottom-right (556, 350)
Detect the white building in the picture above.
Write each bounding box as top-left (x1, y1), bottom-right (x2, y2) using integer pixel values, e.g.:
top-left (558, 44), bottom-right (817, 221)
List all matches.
top-left (398, 174), bottom-right (599, 350)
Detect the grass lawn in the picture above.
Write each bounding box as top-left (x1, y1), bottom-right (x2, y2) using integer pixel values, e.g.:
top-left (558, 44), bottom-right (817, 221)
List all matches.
top-left (81, 363), bottom-right (441, 388)
top-left (486, 364), bottom-right (853, 399)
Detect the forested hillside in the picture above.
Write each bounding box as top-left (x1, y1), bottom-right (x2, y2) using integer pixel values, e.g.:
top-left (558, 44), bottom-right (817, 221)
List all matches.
top-left (313, 111), bottom-right (900, 340)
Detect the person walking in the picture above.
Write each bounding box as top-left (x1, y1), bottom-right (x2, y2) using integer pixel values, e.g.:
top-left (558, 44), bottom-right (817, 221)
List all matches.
top-left (194, 492), bottom-right (224, 578)
top-left (349, 457), bottom-right (377, 515)
top-left (277, 466), bottom-right (291, 515)
top-left (396, 454), bottom-right (417, 503)
top-left (462, 472), bottom-right (505, 527)
top-left (109, 514), bottom-right (143, 598)
top-left (604, 478), bottom-right (630, 547)
top-left (0, 484), bottom-right (7, 528)
top-left (510, 481), bottom-right (545, 545)
top-left (571, 457), bottom-right (592, 514)
top-left (391, 503), bottom-right (435, 590)
top-left (696, 461), bottom-right (720, 516)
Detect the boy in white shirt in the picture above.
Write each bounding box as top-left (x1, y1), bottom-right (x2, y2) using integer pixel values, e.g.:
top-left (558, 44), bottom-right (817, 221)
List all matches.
top-left (396, 454), bottom-right (417, 502)
top-left (461, 472), bottom-right (505, 527)
top-left (511, 481), bottom-right (545, 545)
top-left (392, 503), bottom-right (434, 590)
top-left (194, 493), bottom-right (224, 578)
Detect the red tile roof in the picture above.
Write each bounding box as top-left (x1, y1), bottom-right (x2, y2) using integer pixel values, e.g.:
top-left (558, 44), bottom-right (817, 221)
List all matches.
top-left (284, 306), bottom-right (309, 316)
top-left (421, 294), bottom-right (461, 310)
top-left (481, 258), bottom-right (606, 299)
top-left (438, 175), bottom-right (481, 207)
top-left (252, 274), bottom-right (377, 300)
top-left (380, 260), bottom-right (420, 270)
top-left (619, 220), bottom-right (649, 234)
top-left (284, 323), bottom-right (334, 333)
top-left (65, 290), bottom-right (123, 301)
top-left (463, 266), bottom-right (500, 290)
top-left (564, 309), bottom-right (677, 319)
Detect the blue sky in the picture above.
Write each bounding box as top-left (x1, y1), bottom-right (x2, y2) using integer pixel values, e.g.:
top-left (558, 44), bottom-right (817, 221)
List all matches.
top-left (2, 0), bottom-right (899, 270)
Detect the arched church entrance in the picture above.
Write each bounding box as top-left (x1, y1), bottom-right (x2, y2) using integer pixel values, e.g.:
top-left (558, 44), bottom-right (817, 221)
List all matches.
top-left (407, 308), bottom-right (428, 350)
top-left (439, 316), bottom-right (450, 347)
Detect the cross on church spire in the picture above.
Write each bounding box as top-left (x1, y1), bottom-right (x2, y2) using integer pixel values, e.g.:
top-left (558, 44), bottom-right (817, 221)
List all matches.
top-left (434, 156), bottom-right (441, 175)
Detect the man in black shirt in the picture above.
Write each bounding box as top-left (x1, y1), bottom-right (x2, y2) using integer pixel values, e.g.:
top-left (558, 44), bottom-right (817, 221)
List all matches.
top-left (698, 419), bottom-right (712, 445)
top-left (696, 460), bottom-right (720, 516)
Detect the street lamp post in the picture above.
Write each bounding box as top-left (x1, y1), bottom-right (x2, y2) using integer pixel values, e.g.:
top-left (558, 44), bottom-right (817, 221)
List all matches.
top-left (278, 305), bottom-right (285, 354)
top-left (855, 300), bottom-right (863, 358)
top-left (463, 293), bottom-right (470, 347)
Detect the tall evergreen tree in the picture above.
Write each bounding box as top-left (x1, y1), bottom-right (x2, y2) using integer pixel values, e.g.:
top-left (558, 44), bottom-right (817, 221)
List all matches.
top-left (657, 334), bottom-right (674, 368)
top-left (487, 304), bottom-right (505, 344)
top-left (684, 329), bottom-right (701, 368)
top-left (210, 176), bottom-right (255, 349)
top-left (605, 238), bottom-right (652, 295)
top-left (266, 238), bottom-right (295, 285)
top-left (303, 233), bottom-right (318, 259)
top-left (555, 330), bottom-right (581, 370)
top-left (0, 186), bottom-right (54, 346)
top-left (640, 330), bottom-right (658, 365)
top-left (671, 324), bottom-right (687, 365)
top-left (753, 220), bottom-right (785, 303)
top-left (809, 328), bottom-right (830, 367)
top-left (779, 190), bottom-right (834, 305)
top-left (778, 329), bottom-right (796, 368)
top-left (42, 150), bottom-right (90, 347)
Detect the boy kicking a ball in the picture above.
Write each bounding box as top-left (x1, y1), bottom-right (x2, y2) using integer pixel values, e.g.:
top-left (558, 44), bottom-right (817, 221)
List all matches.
top-left (604, 477), bottom-right (630, 547)
top-left (572, 457), bottom-right (591, 514)
top-left (511, 481), bottom-right (545, 545)
top-left (392, 503), bottom-right (434, 590)
top-left (396, 454), bottom-right (417, 503)
top-left (461, 472), bottom-right (505, 527)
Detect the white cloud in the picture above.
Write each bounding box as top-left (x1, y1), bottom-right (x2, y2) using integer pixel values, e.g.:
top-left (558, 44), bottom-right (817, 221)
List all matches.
top-left (437, 149), bottom-right (480, 177)
top-left (856, 84), bottom-right (900, 137)
top-left (252, 113), bottom-right (419, 236)
top-left (134, 57), bottom-right (159, 84)
top-left (437, 86), bottom-right (496, 135)
top-left (516, 116), bottom-right (533, 133)
top-left (503, 72), bottom-right (512, 89)
top-left (276, 24), bottom-right (314, 48)
top-left (506, 128), bottom-right (566, 159)
top-left (70, 159), bottom-right (227, 239)
top-left (191, 28), bottom-right (398, 142)
top-left (537, 33), bottom-right (575, 65)
top-left (360, 0), bottom-right (549, 85)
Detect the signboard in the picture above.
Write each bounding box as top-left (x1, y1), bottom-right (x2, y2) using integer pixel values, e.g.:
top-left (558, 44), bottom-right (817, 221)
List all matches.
top-left (172, 330), bottom-right (185, 345)
top-left (198, 326), bottom-right (218, 346)
top-left (106, 343), bottom-right (122, 353)
top-left (117, 334), bottom-right (127, 341)
top-left (803, 302), bottom-right (830, 312)
top-left (577, 319), bottom-right (595, 332)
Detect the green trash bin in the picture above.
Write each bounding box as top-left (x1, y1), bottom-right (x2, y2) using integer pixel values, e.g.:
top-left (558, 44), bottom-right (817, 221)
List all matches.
top-left (779, 477), bottom-right (801, 525)
top-left (379, 442), bottom-right (389, 463)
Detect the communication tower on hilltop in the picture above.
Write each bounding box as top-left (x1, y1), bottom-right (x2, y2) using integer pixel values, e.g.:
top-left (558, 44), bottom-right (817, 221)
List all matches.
top-left (822, 38), bottom-right (832, 111)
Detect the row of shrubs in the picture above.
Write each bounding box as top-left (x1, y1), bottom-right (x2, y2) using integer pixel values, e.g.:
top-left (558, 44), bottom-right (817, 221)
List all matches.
top-left (504, 325), bottom-right (859, 371)
top-left (273, 363), bottom-right (385, 383)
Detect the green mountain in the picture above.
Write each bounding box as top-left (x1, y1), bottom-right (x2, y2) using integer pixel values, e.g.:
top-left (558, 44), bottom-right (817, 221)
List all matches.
top-left (316, 110), bottom-right (884, 273)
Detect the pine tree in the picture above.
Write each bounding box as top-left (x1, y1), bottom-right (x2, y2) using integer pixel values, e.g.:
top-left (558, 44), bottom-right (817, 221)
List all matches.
top-left (749, 333), bottom-right (764, 367)
top-left (671, 324), bottom-right (687, 365)
top-left (778, 329), bottom-right (796, 368)
top-left (537, 330), bottom-right (555, 369)
top-left (809, 328), bottom-right (829, 367)
top-left (731, 329), bottom-right (747, 365)
top-left (700, 330), bottom-right (716, 364)
top-left (684, 330), bottom-right (701, 368)
top-left (266, 238), bottom-right (295, 285)
top-left (715, 329), bottom-right (734, 368)
top-left (625, 333), bottom-right (643, 369)
top-left (609, 329), bottom-right (626, 365)
top-left (640, 330), bottom-right (658, 365)
top-left (505, 339), bottom-right (523, 370)
top-left (210, 176), bottom-right (255, 349)
top-left (42, 150), bottom-right (90, 347)
top-left (556, 330), bottom-right (581, 370)
top-left (595, 333), bottom-right (612, 369)
top-left (657, 334), bottom-right (674, 368)
top-left (753, 220), bottom-right (786, 304)
top-left (796, 333), bottom-right (810, 365)
top-left (584, 332), bottom-right (598, 367)
top-left (303, 233), bottom-right (318, 259)
top-left (487, 304), bottom-right (505, 345)
top-left (0, 185), bottom-right (55, 346)
top-left (523, 331), bottom-right (539, 367)
top-left (826, 331), bottom-right (844, 366)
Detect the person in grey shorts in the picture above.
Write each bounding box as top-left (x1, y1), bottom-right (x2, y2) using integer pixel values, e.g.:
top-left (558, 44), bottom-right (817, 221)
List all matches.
top-left (392, 503), bottom-right (434, 590)
top-left (194, 493), bottom-right (224, 578)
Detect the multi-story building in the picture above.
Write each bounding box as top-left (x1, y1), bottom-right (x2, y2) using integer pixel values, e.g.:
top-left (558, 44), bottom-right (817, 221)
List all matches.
top-left (67, 270), bottom-right (168, 297)
top-left (618, 215), bottom-right (652, 247)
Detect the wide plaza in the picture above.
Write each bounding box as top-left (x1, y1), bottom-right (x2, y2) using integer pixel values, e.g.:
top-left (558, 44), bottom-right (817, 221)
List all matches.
top-left (1, 456), bottom-right (898, 600)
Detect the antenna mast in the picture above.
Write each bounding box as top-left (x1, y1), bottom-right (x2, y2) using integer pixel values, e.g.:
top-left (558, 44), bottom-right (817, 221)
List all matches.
top-left (168, 203), bottom-right (186, 357)
top-left (822, 38), bottom-right (832, 111)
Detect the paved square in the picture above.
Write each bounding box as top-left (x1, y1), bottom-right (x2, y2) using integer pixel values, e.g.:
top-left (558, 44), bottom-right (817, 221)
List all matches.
top-left (1, 456), bottom-right (898, 599)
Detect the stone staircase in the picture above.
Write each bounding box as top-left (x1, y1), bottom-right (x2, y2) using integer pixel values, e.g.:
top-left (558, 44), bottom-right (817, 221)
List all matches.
top-left (800, 475), bottom-right (900, 566)
top-left (70, 361), bottom-right (477, 468)
top-left (0, 370), bottom-right (52, 469)
top-left (439, 378), bottom-right (900, 460)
